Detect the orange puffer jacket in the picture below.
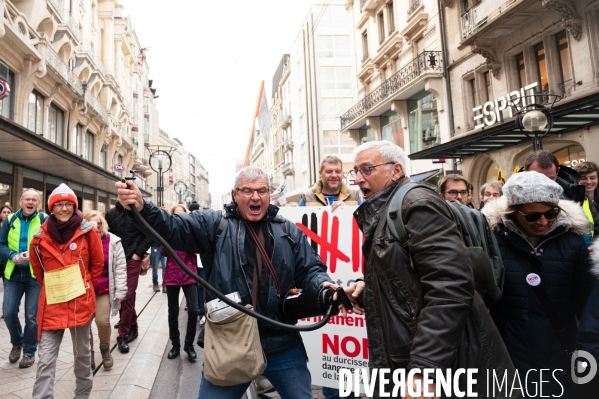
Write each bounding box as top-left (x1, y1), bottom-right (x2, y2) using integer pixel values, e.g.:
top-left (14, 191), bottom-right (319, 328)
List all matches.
top-left (30, 219), bottom-right (104, 340)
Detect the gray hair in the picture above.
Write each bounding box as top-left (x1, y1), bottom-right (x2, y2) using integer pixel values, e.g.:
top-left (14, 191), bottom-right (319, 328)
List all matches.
top-left (479, 180), bottom-right (503, 200)
top-left (20, 188), bottom-right (40, 201)
top-left (353, 141), bottom-right (408, 170)
top-left (234, 166), bottom-right (269, 188)
top-left (320, 155), bottom-right (342, 171)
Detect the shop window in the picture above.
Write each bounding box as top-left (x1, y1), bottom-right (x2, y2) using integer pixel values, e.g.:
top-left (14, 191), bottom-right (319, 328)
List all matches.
top-left (27, 91), bottom-right (43, 135)
top-left (48, 104), bottom-right (64, 146)
top-left (381, 112), bottom-right (403, 147)
top-left (408, 92), bottom-right (439, 153)
top-left (82, 186), bottom-right (94, 213)
top-left (23, 169), bottom-right (44, 208)
top-left (534, 41), bottom-right (549, 93)
top-left (516, 53), bottom-right (526, 87)
top-left (0, 160), bottom-right (12, 207)
top-left (359, 126), bottom-right (375, 144)
top-left (554, 145), bottom-right (585, 168)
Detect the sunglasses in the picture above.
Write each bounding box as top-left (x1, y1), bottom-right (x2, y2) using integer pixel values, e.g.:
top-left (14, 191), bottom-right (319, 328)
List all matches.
top-left (518, 208), bottom-right (561, 222)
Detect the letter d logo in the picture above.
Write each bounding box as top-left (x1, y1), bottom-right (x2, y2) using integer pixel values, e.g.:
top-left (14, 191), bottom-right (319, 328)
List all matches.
top-left (571, 350), bottom-right (597, 385)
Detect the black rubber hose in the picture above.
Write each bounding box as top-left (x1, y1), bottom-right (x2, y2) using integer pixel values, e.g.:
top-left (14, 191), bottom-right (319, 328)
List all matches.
top-left (128, 202), bottom-right (335, 331)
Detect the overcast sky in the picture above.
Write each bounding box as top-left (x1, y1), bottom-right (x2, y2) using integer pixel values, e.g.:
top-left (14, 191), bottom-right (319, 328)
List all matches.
top-left (119, 0), bottom-right (317, 194)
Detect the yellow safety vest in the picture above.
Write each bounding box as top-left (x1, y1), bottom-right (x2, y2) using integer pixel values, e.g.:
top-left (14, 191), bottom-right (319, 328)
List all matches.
top-left (582, 199), bottom-right (594, 237)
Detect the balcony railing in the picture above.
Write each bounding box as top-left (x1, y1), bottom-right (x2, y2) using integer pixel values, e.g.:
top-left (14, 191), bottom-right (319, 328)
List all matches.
top-left (461, 0), bottom-right (519, 41)
top-left (341, 51), bottom-right (443, 129)
top-left (361, 53), bottom-right (370, 63)
top-left (76, 41), bottom-right (105, 76)
top-left (85, 91), bottom-right (110, 125)
top-left (38, 43), bottom-right (83, 95)
top-left (282, 162), bottom-right (295, 176)
top-left (407, 0), bottom-right (421, 16)
top-left (60, 9), bottom-right (79, 41)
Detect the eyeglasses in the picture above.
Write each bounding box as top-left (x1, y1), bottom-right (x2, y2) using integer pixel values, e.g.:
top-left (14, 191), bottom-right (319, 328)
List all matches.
top-left (443, 190), bottom-right (469, 198)
top-left (350, 162), bottom-right (394, 178)
top-left (236, 187), bottom-right (269, 197)
top-left (21, 198), bottom-right (39, 203)
top-left (54, 202), bottom-right (74, 210)
top-left (518, 208), bottom-right (561, 222)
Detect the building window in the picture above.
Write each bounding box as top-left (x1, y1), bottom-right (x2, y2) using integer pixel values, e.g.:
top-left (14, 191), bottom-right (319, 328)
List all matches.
top-left (48, 104), bottom-right (64, 147)
top-left (534, 41), bottom-right (549, 93)
top-left (323, 130), bottom-right (356, 155)
top-left (378, 12), bottom-right (385, 44)
top-left (359, 126), bottom-right (375, 144)
top-left (387, 2), bottom-right (395, 34)
top-left (143, 116), bottom-right (150, 144)
top-left (72, 124), bottom-right (83, 154)
top-left (556, 30), bottom-right (573, 91)
top-left (319, 5), bottom-right (348, 28)
top-left (484, 71), bottom-right (493, 102)
top-left (408, 91), bottom-right (439, 152)
top-left (0, 63), bottom-right (14, 120)
top-left (317, 35), bottom-right (350, 58)
top-left (27, 90), bottom-right (43, 135)
top-left (133, 73), bottom-right (140, 93)
top-left (99, 143), bottom-right (108, 169)
top-left (516, 52), bottom-right (526, 87)
top-left (143, 96), bottom-right (149, 114)
top-left (83, 131), bottom-right (94, 162)
top-left (320, 98), bottom-right (353, 124)
top-left (469, 77), bottom-right (477, 105)
top-left (320, 67), bottom-right (351, 93)
top-left (132, 96), bottom-right (139, 124)
top-left (362, 31), bottom-right (369, 60)
top-left (381, 112), bottom-right (403, 147)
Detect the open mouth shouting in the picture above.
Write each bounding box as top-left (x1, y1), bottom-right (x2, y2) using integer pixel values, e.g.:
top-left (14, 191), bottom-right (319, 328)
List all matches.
top-left (360, 187), bottom-right (372, 199)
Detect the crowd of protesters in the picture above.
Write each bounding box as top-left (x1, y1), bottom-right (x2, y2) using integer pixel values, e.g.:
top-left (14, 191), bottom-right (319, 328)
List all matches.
top-left (2, 147), bottom-right (599, 398)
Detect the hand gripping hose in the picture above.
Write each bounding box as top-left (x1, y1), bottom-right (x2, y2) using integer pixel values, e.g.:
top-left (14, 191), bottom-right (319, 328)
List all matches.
top-left (123, 176), bottom-right (337, 332)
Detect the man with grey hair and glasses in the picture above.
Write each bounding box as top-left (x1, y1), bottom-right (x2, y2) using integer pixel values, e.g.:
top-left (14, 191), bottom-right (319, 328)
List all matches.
top-left (116, 165), bottom-right (350, 399)
top-left (343, 141), bottom-right (515, 398)
top-left (0, 189), bottom-right (47, 369)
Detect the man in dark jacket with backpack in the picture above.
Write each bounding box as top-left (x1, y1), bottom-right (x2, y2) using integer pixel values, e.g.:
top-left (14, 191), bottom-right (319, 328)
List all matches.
top-left (345, 141), bottom-right (516, 398)
top-left (116, 166), bottom-right (343, 399)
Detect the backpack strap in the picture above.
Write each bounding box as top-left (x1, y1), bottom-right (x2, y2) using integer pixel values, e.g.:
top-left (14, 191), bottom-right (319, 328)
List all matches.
top-left (387, 182), bottom-right (437, 248)
top-left (8, 213), bottom-right (18, 229)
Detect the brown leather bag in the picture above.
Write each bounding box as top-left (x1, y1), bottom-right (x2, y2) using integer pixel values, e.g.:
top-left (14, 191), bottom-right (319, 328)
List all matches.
top-left (139, 253), bottom-right (151, 276)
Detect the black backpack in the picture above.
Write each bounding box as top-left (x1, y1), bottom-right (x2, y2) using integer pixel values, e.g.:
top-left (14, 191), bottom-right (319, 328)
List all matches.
top-left (386, 182), bottom-right (505, 307)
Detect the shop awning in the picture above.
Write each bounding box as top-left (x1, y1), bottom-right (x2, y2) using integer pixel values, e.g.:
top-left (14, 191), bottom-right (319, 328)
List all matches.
top-left (409, 168), bottom-right (442, 182)
top-left (0, 116), bottom-right (152, 197)
top-left (409, 93), bottom-right (599, 160)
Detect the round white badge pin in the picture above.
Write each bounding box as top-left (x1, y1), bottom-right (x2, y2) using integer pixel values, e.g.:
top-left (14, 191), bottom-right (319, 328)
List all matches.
top-left (69, 242), bottom-right (77, 251)
top-left (526, 273), bottom-right (541, 286)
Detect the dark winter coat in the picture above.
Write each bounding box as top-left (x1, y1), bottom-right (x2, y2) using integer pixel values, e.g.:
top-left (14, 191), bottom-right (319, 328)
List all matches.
top-left (137, 200), bottom-right (332, 355)
top-left (483, 198), bottom-right (593, 395)
top-left (106, 202), bottom-right (153, 261)
top-left (160, 247), bottom-right (198, 286)
top-left (354, 177), bottom-right (516, 398)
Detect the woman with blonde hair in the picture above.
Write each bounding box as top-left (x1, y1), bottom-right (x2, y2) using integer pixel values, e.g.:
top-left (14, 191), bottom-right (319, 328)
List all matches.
top-left (83, 210), bottom-right (127, 370)
top-left (161, 204), bottom-right (199, 361)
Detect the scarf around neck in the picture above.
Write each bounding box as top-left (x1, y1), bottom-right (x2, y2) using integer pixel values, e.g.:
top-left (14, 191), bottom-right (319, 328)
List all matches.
top-left (47, 209), bottom-right (84, 244)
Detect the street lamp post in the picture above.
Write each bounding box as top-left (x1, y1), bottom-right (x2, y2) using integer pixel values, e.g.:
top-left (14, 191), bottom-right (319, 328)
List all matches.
top-left (147, 145), bottom-right (175, 207)
top-left (514, 93), bottom-right (559, 151)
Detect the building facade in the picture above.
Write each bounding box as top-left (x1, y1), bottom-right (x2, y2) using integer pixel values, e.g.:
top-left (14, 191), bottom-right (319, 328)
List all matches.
top-left (408, 0), bottom-right (599, 206)
top-left (341, 0), bottom-right (445, 179)
top-left (0, 0), bottom-right (208, 212)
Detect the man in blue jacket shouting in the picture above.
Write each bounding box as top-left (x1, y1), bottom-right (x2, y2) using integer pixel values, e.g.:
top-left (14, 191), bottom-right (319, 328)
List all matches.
top-left (117, 166), bottom-right (342, 399)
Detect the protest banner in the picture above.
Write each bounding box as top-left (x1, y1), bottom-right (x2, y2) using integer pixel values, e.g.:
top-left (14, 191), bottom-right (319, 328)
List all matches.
top-left (278, 206), bottom-right (367, 392)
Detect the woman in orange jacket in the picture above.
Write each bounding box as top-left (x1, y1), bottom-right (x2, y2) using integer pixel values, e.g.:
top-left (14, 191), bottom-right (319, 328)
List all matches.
top-left (30, 184), bottom-right (104, 399)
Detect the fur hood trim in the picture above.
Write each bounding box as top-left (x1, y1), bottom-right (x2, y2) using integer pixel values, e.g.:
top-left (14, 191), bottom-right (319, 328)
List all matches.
top-left (590, 241), bottom-right (599, 277)
top-left (481, 197), bottom-right (590, 235)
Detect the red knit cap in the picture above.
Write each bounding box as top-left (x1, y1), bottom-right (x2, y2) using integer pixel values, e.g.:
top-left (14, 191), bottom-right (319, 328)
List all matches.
top-left (48, 183), bottom-right (78, 210)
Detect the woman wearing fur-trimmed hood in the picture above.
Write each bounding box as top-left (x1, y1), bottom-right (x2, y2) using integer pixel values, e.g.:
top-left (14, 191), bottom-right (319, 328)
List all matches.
top-left (482, 171), bottom-right (594, 397)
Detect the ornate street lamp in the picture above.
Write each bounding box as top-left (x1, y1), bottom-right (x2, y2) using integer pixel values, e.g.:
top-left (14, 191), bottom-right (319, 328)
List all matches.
top-left (514, 94), bottom-right (559, 151)
top-left (147, 145), bottom-right (175, 207)
top-left (174, 180), bottom-right (188, 204)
